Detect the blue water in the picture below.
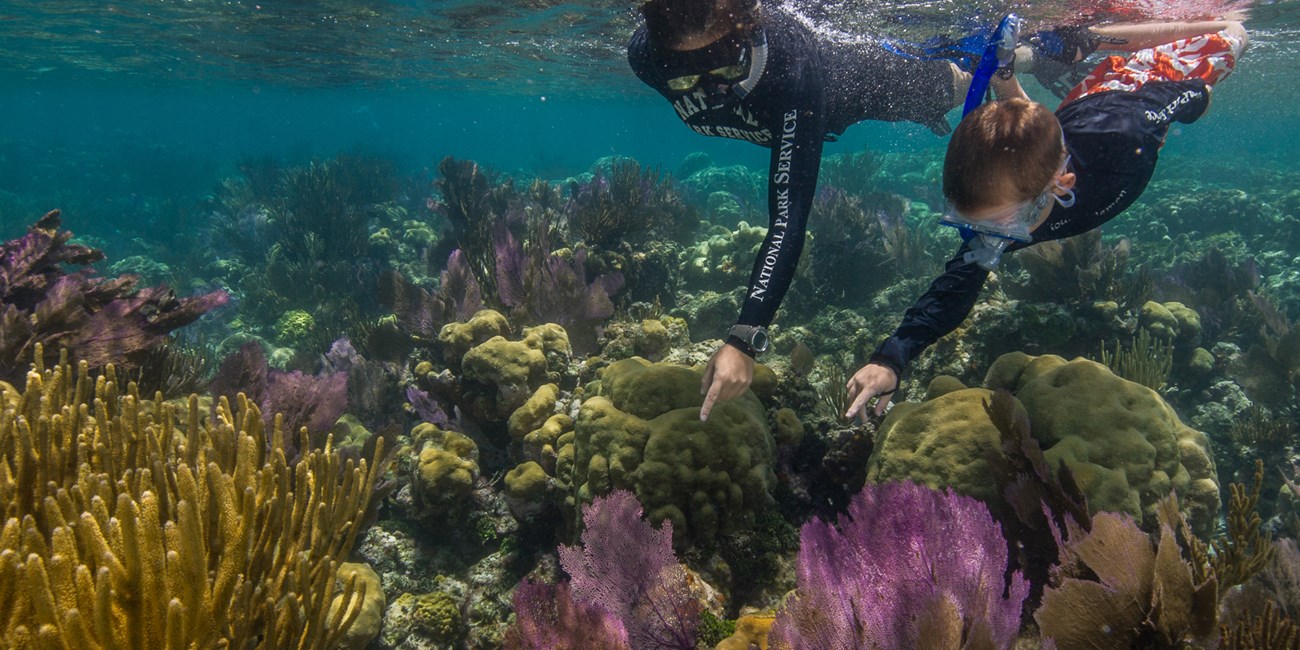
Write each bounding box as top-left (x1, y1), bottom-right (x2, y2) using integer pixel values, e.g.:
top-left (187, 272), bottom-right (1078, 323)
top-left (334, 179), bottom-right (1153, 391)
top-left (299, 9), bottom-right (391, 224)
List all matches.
top-left (3, 0), bottom-right (1295, 216)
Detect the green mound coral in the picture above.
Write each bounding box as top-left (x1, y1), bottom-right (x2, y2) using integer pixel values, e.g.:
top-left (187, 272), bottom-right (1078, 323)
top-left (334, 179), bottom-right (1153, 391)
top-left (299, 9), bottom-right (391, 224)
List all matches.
top-left (330, 563), bottom-right (386, 650)
top-left (504, 460), bottom-right (556, 520)
top-left (867, 384), bottom-right (1016, 506)
top-left (522, 322), bottom-right (572, 378)
top-left (571, 357), bottom-right (776, 548)
top-left (273, 309), bottom-right (317, 348)
top-left (461, 336), bottom-right (550, 422)
top-left (508, 383), bottom-right (560, 439)
top-left (382, 591), bottom-right (464, 646)
top-left (681, 221), bottom-right (768, 289)
top-left (410, 423), bottom-right (479, 519)
top-left (439, 309), bottom-right (511, 363)
top-left (599, 316), bottom-right (690, 361)
top-left (870, 352), bottom-right (1220, 537)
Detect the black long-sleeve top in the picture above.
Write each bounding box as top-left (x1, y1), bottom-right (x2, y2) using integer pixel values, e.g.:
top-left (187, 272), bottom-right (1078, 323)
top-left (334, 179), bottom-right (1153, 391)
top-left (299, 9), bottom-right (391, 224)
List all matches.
top-left (628, 9), bottom-right (956, 334)
top-left (870, 79), bottom-right (1212, 375)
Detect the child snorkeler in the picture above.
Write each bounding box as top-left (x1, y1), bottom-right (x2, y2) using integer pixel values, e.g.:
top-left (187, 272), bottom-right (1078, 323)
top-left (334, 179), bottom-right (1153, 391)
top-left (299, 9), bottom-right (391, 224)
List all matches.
top-left (844, 19), bottom-right (1249, 420)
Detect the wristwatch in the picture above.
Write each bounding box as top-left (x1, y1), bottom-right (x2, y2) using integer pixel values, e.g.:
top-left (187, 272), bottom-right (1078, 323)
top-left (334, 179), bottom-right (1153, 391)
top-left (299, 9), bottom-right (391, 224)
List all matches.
top-left (727, 324), bottom-right (770, 355)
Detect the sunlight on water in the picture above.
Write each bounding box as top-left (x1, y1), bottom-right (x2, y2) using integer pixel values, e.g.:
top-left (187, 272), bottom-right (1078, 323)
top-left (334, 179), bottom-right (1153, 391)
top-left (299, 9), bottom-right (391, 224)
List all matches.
top-left (0, 0), bottom-right (1292, 91)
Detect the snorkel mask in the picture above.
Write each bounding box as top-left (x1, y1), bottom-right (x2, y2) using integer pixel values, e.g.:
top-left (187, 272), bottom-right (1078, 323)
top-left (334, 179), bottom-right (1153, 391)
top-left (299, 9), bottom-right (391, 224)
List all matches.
top-left (939, 155), bottom-right (1075, 270)
top-left (657, 27), bottom-right (769, 107)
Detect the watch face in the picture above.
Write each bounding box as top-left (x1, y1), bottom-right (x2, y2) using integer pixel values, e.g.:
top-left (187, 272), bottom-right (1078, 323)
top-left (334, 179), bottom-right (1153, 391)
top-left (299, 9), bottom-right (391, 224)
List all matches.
top-left (751, 329), bottom-right (770, 352)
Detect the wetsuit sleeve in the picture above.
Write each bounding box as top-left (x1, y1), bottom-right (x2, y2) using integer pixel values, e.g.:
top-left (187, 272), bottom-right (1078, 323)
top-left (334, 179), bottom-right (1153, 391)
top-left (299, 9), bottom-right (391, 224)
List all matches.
top-left (869, 242), bottom-right (990, 374)
top-left (734, 79), bottom-right (825, 332)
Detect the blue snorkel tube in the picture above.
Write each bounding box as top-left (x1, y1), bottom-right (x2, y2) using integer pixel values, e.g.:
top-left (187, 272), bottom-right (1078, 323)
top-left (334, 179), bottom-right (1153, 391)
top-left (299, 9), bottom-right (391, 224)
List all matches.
top-left (949, 14), bottom-right (1028, 270)
top-left (962, 14), bottom-right (1023, 117)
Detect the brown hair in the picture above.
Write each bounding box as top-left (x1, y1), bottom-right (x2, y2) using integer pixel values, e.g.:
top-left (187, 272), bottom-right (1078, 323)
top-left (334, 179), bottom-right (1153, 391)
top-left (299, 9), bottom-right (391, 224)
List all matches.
top-left (943, 98), bottom-right (1065, 214)
top-left (641, 0), bottom-right (761, 46)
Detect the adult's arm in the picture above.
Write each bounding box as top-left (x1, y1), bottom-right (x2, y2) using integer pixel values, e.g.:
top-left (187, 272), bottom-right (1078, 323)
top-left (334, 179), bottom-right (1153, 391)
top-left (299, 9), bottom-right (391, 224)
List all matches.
top-left (1089, 20), bottom-right (1247, 52)
top-left (732, 80), bottom-right (826, 334)
top-left (700, 31), bottom-right (826, 421)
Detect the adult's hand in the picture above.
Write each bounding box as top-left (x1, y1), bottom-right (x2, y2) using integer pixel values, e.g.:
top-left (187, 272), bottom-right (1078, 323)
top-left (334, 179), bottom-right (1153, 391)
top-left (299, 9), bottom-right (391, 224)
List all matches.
top-left (699, 344), bottom-right (755, 422)
top-left (844, 363), bottom-right (900, 422)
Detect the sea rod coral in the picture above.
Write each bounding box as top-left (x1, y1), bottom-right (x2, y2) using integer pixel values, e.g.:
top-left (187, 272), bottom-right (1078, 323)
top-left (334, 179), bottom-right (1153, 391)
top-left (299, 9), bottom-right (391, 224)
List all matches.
top-left (0, 346), bottom-right (386, 648)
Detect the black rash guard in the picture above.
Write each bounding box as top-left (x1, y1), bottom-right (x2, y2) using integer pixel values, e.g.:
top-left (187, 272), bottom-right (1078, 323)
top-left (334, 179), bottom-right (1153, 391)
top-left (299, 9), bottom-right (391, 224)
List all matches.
top-left (628, 9), bottom-right (957, 343)
top-left (870, 78), bottom-right (1212, 375)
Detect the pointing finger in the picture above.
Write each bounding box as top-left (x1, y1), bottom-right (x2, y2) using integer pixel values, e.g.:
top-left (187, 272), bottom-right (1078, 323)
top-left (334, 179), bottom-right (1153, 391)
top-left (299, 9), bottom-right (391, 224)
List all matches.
top-left (701, 380), bottom-right (722, 422)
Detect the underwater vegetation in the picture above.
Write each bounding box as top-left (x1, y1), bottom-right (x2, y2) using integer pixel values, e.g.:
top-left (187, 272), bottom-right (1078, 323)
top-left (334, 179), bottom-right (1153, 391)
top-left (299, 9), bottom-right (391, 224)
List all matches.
top-left (9, 145), bottom-right (1300, 648)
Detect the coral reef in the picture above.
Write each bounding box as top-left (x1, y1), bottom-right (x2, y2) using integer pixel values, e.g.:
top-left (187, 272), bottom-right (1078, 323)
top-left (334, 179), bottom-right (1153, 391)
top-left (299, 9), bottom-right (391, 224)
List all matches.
top-left (564, 158), bottom-right (696, 247)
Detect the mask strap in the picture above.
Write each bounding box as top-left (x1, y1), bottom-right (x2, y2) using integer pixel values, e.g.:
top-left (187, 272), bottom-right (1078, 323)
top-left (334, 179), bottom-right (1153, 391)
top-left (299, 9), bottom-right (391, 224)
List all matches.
top-left (1053, 184), bottom-right (1075, 208)
top-left (733, 29), bottom-right (768, 98)
top-left (1051, 152), bottom-right (1075, 207)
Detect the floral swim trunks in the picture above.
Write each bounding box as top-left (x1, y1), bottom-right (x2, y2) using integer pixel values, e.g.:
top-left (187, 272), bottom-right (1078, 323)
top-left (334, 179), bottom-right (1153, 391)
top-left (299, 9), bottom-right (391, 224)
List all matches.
top-left (1061, 28), bottom-right (1245, 105)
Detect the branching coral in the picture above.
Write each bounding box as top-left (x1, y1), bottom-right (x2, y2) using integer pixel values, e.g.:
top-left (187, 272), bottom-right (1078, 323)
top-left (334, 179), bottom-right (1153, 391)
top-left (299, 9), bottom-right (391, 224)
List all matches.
top-left (817, 148), bottom-right (882, 198)
top-left (433, 156), bottom-right (524, 299)
top-left (799, 187), bottom-right (893, 309)
top-left (1237, 291), bottom-right (1300, 410)
top-left (983, 390), bottom-right (1091, 614)
top-left (1008, 230), bottom-right (1151, 307)
top-left (564, 159), bottom-right (696, 248)
top-left (1157, 247), bottom-right (1259, 341)
top-left (274, 153), bottom-right (395, 265)
top-left (1212, 459), bottom-right (1276, 591)
top-left (0, 347), bottom-right (386, 647)
top-left (0, 210), bottom-right (228, 382)
top-left (1099, 327), bottom-right (1173, 391)
top-left (1220, 602), bottom-right (1300, 650)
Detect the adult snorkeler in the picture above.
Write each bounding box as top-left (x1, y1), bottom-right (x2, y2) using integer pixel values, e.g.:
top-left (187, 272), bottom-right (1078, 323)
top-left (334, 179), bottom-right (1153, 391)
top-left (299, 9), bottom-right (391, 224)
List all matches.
top-left (843, 18), bottom-right (1249, 421)
top-left (629, 0), bottom-right (974, 420)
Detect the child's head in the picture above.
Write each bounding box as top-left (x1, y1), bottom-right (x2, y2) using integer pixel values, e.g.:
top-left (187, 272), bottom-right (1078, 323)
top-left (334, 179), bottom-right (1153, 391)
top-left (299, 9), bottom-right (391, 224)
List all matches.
top-left (641, 0), bottom-right (762, 48)
top-left (943, 98), bottom-right (1068, 220)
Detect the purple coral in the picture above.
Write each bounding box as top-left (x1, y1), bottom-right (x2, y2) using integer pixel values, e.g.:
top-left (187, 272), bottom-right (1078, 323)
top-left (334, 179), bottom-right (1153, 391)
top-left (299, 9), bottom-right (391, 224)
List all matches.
top-left (505, 580), bottom-right (630, 650)
top-left (769, 481), bottom-right (1029, 650)
top-left (209, 342), bottom-right (348, 450)
top-left (378, 249), bottom-right (484, 342)
top-left (264, 368), bottom-right (349, 444)
top-left (493, 227), bottom-right (623, 334)
top-left (556, 490), bottom-right (698, 650)
top-left (0, 210), bottom-right (228, 380)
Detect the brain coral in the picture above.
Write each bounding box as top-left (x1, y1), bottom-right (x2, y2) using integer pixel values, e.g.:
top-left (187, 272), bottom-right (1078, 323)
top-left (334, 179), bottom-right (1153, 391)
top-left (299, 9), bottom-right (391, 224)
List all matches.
top-left (869, 352), bottom-right (1219, 537)
top-left (571, 357), bottom-right (776, 548)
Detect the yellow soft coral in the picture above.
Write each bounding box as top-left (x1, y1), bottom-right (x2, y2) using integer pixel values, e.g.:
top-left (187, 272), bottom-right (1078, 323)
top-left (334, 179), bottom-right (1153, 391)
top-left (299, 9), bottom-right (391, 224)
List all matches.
top-left (0, 347), bottom-right (386, 649)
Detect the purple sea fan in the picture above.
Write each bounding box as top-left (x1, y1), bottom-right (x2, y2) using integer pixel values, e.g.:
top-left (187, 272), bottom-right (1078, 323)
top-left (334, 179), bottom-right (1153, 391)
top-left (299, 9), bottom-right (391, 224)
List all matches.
top-left (768, 481), bottom-right (1029, 650)
top-left (558, 490), bottom-right (699, 650)
top-left (505, 580), bottom-right (631, 650)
